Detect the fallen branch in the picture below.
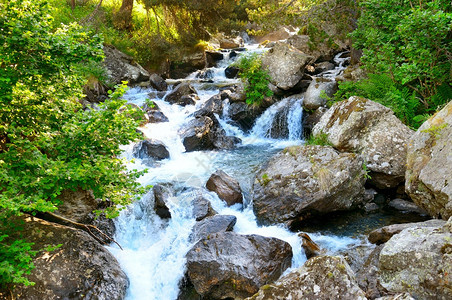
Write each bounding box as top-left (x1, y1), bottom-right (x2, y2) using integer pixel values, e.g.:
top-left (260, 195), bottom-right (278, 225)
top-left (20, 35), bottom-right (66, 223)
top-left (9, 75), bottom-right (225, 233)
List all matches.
top-left (45, 211), bottom-right (123, 250)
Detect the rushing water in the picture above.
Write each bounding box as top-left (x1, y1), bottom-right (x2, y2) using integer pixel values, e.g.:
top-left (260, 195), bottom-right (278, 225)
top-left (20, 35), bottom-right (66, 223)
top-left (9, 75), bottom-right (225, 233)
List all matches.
top-left (107, 44), bottom-right (361, 300)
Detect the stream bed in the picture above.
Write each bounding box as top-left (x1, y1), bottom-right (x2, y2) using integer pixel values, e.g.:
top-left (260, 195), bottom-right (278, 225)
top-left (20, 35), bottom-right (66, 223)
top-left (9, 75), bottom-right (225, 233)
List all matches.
top-left (107, 43), bottom-right (428, 300)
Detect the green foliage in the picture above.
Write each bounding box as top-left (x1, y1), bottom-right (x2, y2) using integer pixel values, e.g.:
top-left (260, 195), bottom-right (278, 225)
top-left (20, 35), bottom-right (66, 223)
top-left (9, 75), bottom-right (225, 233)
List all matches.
top-left (0, 0), bottom-right (145, 287)
top-left (305, 131), bottom-right (333, 146)
top-left (334, 74), bottom-right (428, 129)
top-left (235, 53), bottom-right (274, 105)
top-left (0, 235), bottom-right (36, 288)
top-left (352, 0), bottom-right (452, 102)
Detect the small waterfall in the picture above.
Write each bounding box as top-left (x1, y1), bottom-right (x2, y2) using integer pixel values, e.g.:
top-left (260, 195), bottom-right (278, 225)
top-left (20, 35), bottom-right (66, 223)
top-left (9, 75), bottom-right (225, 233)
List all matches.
top-left (109, 44), bottom-right (362, 300)
top-left (250, 96), bottom-right (303, 140)
top-left (318, 51), bottom-right (351, 79)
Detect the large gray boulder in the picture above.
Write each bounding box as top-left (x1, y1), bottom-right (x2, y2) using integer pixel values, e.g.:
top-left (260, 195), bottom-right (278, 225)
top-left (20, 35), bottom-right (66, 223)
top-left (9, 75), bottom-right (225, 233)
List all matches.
top-left (313, 96), bottom-right (413, 189)
top-left (247, 256), bottom-right (367, 300)
top-left (133, 139), bottom-right (170, 160)
top-left (378, 219), bottom-right (452, 299)
top-left (368, 219), bottom-right (444, 245)
top-left (165, 82), bottom-right (198, 106)
top-left (11, 216), bottom-right (128, 300)
top-left (103, 45), bottom-right (149, 85)
top-left (186, 232), bottom-right (292, 299)
top-left (261, 42), bottom-right (314, 91)
top-left (179, 116), bottom-right (240, 152)
top-left (253, 145), bottom-right (366, 225)
top-left (206, 170), bottom-right (243, 206)
top-left (405, 101), bottom-right (452, 219)
top-left (190, 215), bottom-right (236, 242)
top-left (303, 77), bottom-right (337, 110)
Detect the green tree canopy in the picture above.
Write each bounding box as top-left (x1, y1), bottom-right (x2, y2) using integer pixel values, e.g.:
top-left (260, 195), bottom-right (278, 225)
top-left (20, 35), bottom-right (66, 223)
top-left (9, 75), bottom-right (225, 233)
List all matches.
top-left (0, 0), bottom-right (144, 288)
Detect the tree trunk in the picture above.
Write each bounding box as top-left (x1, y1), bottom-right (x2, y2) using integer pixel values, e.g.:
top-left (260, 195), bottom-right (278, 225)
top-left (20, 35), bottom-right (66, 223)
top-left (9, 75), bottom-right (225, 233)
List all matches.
top-left (116, 0), bottom-right (134, 30)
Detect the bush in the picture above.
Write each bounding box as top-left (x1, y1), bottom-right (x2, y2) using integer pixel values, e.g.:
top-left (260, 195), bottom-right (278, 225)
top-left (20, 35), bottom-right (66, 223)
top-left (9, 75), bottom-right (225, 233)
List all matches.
top-left (235, 53), bottom-right (274, 105)
top-left (351, 0), bottom-right (451, 103)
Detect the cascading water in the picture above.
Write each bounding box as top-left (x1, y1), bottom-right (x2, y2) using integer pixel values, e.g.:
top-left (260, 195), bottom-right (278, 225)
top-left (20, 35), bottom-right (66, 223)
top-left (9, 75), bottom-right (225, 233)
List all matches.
top-left (108, 44), bottom-right (361, 300)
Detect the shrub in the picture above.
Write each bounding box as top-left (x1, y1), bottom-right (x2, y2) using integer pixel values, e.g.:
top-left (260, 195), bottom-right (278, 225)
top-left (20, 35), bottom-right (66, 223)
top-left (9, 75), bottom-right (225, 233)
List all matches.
top-left (235, 53), bottom-right (273, 106)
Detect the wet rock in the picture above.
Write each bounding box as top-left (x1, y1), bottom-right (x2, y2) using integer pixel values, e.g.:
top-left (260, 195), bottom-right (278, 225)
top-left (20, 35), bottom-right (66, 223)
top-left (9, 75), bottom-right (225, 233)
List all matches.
top-left (378, 221), bottom-right (452, 299)
top-left (364, 203), bottom-right (379, 213)
top-left (248, 256), bottom-right (366, 300)
top-left (261, 42), bottom-right (314, 91)
top-left (253, 145), bottom-right (366, 225)
top-left (193, 94), bottom-right (223, 117)
top-left (313, 96), bottom-right (413, 189)
top-left (103, 44), bottom-right (150, 85)
top-left (220, 36), bottom-right (244, 49)
top-left (228, 102), bottom-right (263, 131)
top-left (313, 61), bottom-right (336, 75)
top-left (368, 219), bottom-right (444, 245)
top-left (170, 52), bottom-right (206, 79)
top-left (148, 110), bottom-right (169, 123)
top-left (165, 82), bottom-right (198, 105)
top-left (153, 184), bottom-right (172, 219)
top-left (206, 51), bottom-right (224, 67)
top-left (186, 232), bottom-right (292, 299)
top-left (133, 139), bottom-right (170, 160)
top-left (192, 194), bottom-right (217, 221)
top-left (298, 232), bottom-right (321, 259)
top-left (225, 65), bottom-right (240, 79)
top-left (206, 170), bottom-right (243, 206)
top-left (340, 243), bottom-right (376, 275)
top-left (303, 77), bottom-right (337, 110)
top-left (179, 94), bottom-right (198, 106)
top-left (179, 116), bottom-right (240, 152)
top-left (149, 73), bottom-right (168, 91)
top-left (190, 215), bottom-right (236, 242)
top-left (405, 100), bottom-right (452, 220)
top-left (387, 198), bottom-right (428, 215)
top-left (11, 216), bottom-right (128, 300)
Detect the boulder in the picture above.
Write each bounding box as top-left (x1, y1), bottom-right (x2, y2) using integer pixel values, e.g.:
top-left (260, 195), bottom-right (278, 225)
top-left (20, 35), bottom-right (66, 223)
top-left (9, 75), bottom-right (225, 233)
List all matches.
top-left (303, 106), bottom-right (328, 135)
top-left (179, 116), bottom-right (240, 152)
top-left (148, 110), bottom-right (169, 123)
top-left (378, 220), bottom-right (452, 299)
top-left (192, 194), bottom-right (217, 221)
top-left (133, 139), bottom-right (170, 160)
top-left (253, 145), bottom-right (366, 225)
top-left (206, 170), bottom-right (243, 206)
top-left (205, 51), bottom-right (224, 67)
top-left (153, 184), bottom-right (172, 219)
top-left (149, 73), bottom-right (168, 91)
top-left (298, 233), bottom-right (322, 259)
top-left (387, 198), bottom-right (428, 215)
top-left (190, 215), bottom-right (236, 242)
top-left (170, 52), bottom-right (206, 79)
top-left (405, 101), bottom-right (452, 219)
top-left (225, 65), bottom-right (240, 78)
top-left (220, 36), bottom-right (244, 49)
top-left (165, 82), bottom-right (198, 105)
top-left (186, 232), bottom-right (292, 299)
top-left (51, 189), bottom-right (115, 238)
top-left (252, 27), bottom-right (292, 43)
top-left (228, 102), bottom-right (263, 131)
top-left (11, 216), bottom-right (128, 300)
top-left (247, 256), bottom-right (367, 300)
top-left (303, 77), bottom-right (337, 110)
top-left (193, 94), bottom-right (223, 117)
top-left (312, 61), bottom-right (336, 75)
top-left (103, 44), bottom-right (149, 85)
top-left (261, 42), bottom-right (314, 90)
top-left (368, 219), bottom-right (445, 245)
top-left (313, 96), bottom-right (413, 189)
